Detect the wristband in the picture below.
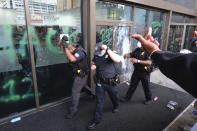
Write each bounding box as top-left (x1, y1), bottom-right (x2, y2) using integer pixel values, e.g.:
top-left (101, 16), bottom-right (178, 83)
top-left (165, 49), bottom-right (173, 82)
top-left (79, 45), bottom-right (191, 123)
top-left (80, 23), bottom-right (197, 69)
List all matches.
top-left (137, 60), bottom-right (141, 63)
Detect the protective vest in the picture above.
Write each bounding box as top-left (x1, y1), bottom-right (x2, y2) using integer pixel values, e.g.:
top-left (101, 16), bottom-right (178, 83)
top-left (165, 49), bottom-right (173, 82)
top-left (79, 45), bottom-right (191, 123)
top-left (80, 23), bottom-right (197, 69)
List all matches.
top-left (70, 47), bottom-right (89, 74)
top-left (94, 52), bottom-right (116, 79)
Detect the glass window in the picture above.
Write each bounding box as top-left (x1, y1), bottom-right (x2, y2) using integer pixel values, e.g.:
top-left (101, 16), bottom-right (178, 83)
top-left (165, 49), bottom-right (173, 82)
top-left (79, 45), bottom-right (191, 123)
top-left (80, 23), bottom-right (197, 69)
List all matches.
top-left (184, 16), bottom-right (196, 23)
top-left (0, 0), bottom-right (36, 119)
top-left (96, 1), bottom-right (132, 21)
top-left (149, 10), bottom-right (164, 47)
top-left (167, 25), bottom-right (184, 52)
top-left (133, 8), bottom-right (147, 49)
top-left (27, 0), bottom-right (82, 105)
top-left (171, 13), bottom-right (185, 23)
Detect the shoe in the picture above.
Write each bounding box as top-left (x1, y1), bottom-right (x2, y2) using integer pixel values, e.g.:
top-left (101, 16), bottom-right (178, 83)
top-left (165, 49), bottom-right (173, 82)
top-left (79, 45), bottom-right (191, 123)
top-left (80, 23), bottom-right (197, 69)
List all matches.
top-left (112, 108), bottom-right (119, 113)
top-left (144, 100), bottom-right (152, 105)
top-left (120, 97), bottom-right (129, 103)
top-left (64, 112), bottom-right (76, 119)
top-left (87, 122), bottom-right (99, 130)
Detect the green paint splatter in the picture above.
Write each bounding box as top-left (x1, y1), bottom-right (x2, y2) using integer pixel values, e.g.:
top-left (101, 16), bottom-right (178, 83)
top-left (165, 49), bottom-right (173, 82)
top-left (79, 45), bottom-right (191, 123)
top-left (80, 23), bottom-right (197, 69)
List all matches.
top-left (47, 29), bottom-right (61, 54)
top-left (152, 21), bottom-right (163, 35)
top-left (21, 77), bottom-right (33, 94)
top-left (0, 80), bottom-right (21, 102)
top-left (100, 28), bottom-right (113, 46)
top-left (65, 26), bottom-right (69, 34)
top-left (3, 80), bottom-right (15, 96)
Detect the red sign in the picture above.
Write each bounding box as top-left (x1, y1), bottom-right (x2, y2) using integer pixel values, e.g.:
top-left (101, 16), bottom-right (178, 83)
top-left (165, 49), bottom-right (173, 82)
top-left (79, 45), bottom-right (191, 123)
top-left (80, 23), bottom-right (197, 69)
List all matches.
top-left (31, 13), bottom-right (43, 23)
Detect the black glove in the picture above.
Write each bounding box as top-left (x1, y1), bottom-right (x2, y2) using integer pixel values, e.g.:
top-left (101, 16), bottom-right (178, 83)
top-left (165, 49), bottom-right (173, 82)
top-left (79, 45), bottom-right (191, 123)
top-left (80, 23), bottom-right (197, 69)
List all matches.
top-left (61, 35), bottom-right (68, 48)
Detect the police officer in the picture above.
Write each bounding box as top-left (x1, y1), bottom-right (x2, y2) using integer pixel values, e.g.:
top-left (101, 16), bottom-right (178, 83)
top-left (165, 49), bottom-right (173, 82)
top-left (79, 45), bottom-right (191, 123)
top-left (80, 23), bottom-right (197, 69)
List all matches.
top-left (189, 31), bottom-right (197, 52)
top-left (121, 41), bottom-right (153, 105)
top-left (58, 36), bottom-right (95, 119)
top-left (87, 42), bottom-right (121, 130)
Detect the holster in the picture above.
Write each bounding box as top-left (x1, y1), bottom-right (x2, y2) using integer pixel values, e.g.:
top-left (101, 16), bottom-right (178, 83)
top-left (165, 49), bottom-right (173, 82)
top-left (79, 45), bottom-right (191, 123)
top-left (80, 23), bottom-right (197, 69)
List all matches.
top-left (74, 69), bottom-right (86, 77)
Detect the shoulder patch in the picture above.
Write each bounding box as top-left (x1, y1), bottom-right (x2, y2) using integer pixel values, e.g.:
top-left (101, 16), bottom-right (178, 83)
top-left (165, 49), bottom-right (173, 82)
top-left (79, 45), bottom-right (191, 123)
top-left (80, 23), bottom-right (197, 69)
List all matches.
top-left (74, 53), bottom-right (80, 58)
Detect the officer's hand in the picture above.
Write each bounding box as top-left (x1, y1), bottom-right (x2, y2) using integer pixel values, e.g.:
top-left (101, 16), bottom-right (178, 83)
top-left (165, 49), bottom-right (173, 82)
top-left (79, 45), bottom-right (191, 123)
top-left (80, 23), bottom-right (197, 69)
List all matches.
top-left (101, 45), bottom-right (107, 50)
top-left (91, 61), bottom-right (96, 70)
top-left (91, 65), bottom-right (96, 70)
top-left (130, 58), bottom-right (138, 63)
top-left (124, 53), bottom-right (131, 59)
top-left (58, 41), bottom-right (63, 48)
top-left (194, 31), bottom-right (197, 37)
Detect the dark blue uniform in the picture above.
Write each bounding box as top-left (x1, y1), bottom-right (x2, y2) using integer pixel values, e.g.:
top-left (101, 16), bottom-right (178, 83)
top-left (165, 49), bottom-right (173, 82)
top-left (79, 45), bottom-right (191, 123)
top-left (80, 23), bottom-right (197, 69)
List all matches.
top-left (189, 38), bottom-right (197, 52)
top-left (92, 52), bottom-right (119, 124)
top-left (151, 51), bottom-right (197, 98)
top-left (68, 48), bottom-right (95, 115)
top-left (125, 48), bottom-right (152, 101)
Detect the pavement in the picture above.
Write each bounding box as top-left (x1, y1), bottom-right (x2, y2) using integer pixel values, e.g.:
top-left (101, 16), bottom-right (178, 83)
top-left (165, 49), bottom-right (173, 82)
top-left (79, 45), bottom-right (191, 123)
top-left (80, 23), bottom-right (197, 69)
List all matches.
top-left (0, 82), bottom-right (194, 131)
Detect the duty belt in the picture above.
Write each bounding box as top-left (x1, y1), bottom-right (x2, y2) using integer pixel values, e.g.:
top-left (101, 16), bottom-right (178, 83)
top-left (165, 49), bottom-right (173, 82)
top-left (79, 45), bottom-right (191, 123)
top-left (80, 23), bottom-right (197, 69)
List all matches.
top-left (97, 77), bottom-right (115, 85)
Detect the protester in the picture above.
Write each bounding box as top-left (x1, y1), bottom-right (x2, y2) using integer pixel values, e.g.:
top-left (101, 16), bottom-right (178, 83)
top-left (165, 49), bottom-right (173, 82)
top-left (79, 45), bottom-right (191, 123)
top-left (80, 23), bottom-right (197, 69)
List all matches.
top-left (132, 28), bottom-right (197, 98)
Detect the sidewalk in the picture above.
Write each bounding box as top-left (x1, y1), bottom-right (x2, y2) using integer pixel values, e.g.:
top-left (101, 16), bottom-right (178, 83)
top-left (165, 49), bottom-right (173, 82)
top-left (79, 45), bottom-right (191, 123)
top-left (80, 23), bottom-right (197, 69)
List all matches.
top-left (0, 82), bottom-right (194, 131)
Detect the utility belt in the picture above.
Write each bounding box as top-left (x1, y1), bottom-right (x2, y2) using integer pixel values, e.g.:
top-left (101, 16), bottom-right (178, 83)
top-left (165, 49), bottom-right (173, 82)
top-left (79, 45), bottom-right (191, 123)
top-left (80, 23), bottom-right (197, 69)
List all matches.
top-left (73, 69), bottom-right (87, 77)
top-left (94, 74), bottom-right (120, 86)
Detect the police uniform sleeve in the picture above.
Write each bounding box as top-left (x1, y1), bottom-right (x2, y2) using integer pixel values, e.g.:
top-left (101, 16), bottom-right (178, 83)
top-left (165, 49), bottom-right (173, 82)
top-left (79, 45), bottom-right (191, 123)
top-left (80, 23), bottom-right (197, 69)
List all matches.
top-left (151, 51), bottom-right (197, 97)
top-left (74, 49), bottom-right (85, 62)
top-left (130, 48), bottom-right (137, 57)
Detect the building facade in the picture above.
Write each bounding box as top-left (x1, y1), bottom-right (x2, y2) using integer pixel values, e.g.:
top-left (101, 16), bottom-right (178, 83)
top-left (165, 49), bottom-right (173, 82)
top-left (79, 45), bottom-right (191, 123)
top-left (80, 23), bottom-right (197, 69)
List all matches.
top-left (0, 0), bottom-right (196, 124)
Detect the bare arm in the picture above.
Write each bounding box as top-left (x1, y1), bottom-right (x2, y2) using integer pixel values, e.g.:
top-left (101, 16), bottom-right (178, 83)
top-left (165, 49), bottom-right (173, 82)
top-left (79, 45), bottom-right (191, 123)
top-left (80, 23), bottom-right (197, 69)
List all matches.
top-left (130, 58), bottom-right (152, 66)
top-left (107, 49), bottom-right (121, 63)
top-left (65, 48), bottom-right (77, 62)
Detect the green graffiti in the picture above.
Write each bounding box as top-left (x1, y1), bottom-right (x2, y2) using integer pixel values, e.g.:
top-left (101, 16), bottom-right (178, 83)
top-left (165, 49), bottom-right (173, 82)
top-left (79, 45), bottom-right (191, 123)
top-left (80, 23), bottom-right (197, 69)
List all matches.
top-left (5, 25), bottom-right (16, 63)
top-left (100, 28), bottom-right (113, 47)
top-left (1, 80), bottom-right (20, 102)
top-left (69, 30), bottom-right (80, 46)
top-left (21, 77), bottom-right (33, 94)
top-left (0, 77), bottom-right (41, 103)
top-left (3, 80), bottom-right (15, 96)
top-left (47, 29), bottom-right (62, 54)
top-left (152, 21), bottom-right (163, 35)
top-left (3, 25), bottom-right (81, 63)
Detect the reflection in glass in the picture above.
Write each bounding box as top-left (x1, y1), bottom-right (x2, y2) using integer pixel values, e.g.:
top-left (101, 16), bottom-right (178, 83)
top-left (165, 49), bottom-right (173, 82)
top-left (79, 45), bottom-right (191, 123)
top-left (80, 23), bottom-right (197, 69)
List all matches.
top-left (149, 10), bottom-right (164, 47)
top-left (116, 26), bottom-right (133, 82)
top-left (167, 25), bottom-right (184, 52)
top-left (183, 26), bottom-right (197, 50)
top-left (26, 0), bottom-right (82, 105)
top-left (171, 13), bottom-right (185, 23)
top-left (96, 1), bottom-right (132, 21)
top-left (134, 8), bottom-right (147, 49)
top-left (0, 0), bottom-right (36, 119)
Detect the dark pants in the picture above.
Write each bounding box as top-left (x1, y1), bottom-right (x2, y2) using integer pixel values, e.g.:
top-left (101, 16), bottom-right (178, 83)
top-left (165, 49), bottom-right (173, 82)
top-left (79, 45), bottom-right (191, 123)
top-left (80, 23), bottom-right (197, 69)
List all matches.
top-left (125, 71), bottom-right (152, 101)
top-left (93, 83), bottom-right (119, 123)
top-left (69, 75), bottom-right (95, 113)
